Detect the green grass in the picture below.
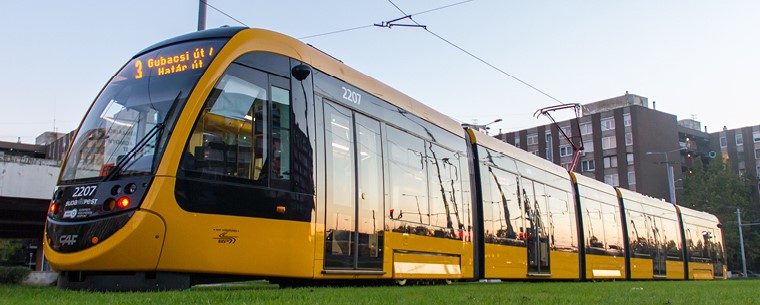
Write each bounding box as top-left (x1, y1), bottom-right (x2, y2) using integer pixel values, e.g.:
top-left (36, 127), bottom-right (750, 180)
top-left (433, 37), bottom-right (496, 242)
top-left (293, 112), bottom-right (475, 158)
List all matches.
top-left (1, 280), bottom-right (759, 305)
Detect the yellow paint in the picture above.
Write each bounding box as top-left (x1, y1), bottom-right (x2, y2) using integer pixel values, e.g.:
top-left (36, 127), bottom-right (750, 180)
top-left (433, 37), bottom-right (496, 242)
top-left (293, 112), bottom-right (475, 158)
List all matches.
top-left (585, 254), bottom-right (625, 279)
top-left (147, 177), bottom-right (316, 278)
top-left (484, 243), bottom-right (527, 279)
top-left (550, 250), bottom-right (580, 279)
top-left (484, 244), bottom-right (579, 279)
top-left (44, 211), bottom-right (165, 271)
top-left (666, 260), bottom-right (685, 279)
top-left (384, 231), bottom-right (473, 279)
top-left (688, 262), bottom-right (715, 280)
top-left (466, 128), bottom-right (477, 144)
top-left (629, 257), bottom-right (653, 279)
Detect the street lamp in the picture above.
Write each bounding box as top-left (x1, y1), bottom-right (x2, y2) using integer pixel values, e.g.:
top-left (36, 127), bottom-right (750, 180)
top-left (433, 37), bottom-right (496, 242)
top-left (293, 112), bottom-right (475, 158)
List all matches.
top-left (645, 149), bottom-right (683, 205)
top-left (462, 119), bottom-right (502, 135)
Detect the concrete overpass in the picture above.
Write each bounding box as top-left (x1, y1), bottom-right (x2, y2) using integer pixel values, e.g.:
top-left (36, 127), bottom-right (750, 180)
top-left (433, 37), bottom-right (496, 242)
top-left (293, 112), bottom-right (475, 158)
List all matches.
top-left (0, 155), bottom-right (59, 269)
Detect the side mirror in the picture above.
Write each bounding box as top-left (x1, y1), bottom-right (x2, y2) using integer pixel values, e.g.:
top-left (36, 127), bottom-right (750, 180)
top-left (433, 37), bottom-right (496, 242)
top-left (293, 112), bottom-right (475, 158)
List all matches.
top-left (291, 64), bottom-right (311, 81)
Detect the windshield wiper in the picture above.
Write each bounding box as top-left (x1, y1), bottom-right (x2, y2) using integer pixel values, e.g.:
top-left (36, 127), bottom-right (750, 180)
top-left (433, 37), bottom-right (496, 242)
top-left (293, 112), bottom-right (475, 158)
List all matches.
top-left (103, 122), bottom-right (165, 182)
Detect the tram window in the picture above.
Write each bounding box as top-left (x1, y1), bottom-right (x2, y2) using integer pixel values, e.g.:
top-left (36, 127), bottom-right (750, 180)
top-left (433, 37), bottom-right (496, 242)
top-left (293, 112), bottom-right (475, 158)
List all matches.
top-left (180, 64), bottom-right (268, 182)
top-left (662, 218), bottom-right (681, 260)
top-left (387, 126), bottom-right (428, 225)
top-left (546, 186), bottom-right (574, 251)
top-left (686, 224), bottom-right (707, 262)
top-left (583, 200), bottom-right (606, 254)
top-left (426, 143), bottom-right (462, 230)
top-left (601, 203), bottom-right (622, 255)
top-left (627, 210), bottom-right (651, 257)
top-left (483, 167), bottom-right (523, 245)
top-left (271, 86), bottom-right (291, 182)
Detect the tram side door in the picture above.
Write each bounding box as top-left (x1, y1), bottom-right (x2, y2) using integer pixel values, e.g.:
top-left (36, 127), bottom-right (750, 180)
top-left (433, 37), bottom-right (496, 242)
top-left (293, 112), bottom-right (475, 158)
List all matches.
top-left (523, 180), bottom-right (551, 275)
top-left (323, 101), bottom-right (383, 271)
top-left (651, 217), bottom-right (666, 277)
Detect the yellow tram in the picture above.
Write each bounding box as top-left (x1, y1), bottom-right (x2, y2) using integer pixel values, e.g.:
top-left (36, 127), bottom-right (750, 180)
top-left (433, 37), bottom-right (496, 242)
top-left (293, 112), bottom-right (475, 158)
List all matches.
top-left (44, 27), bottom-right (725, 290)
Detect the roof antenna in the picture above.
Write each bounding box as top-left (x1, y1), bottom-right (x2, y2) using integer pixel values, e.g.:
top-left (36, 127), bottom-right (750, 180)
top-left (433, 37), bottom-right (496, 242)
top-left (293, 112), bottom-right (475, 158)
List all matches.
top-left (534, 103), bottom-right (584, 171)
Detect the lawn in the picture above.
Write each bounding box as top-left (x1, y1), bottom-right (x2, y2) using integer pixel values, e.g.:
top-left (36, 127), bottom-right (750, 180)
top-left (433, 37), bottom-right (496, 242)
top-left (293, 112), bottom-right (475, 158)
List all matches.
top-left (1, 280), bottom-right (758, 305)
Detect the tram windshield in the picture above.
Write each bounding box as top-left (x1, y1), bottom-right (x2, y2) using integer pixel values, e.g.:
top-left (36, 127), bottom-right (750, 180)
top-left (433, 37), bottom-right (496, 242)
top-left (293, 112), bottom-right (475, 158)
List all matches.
top-left (60, 39), bottom-right (226, 183)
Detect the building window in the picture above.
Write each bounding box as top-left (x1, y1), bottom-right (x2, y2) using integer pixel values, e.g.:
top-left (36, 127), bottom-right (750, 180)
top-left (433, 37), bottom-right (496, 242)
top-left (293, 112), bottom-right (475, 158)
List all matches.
top-left (738, 151), bottom-right (745, 161)
top-left (720, 136), bottom-right (727, 148)
top-left (754, 131), bottom-right (760, 143)
top-left (625, 132), bottom-right (633, 146)
top-left (527, 134), bottom-right (538, 146)
top-left (546, 148), bottom-right (553, 162)
top-left (581, 160), bottom-right (595, 172)
top-left (561, 126), bottom-right (571, 136)
top-left (736, 134), bottom-right (744, 145)
top-left (602, 136), bottom-right (616, 150)
top-left (604, 174), bottom-right (619, 187)
top-left (601, 117), bottom-right (615, 131)
top-left (627, 153), bottom-right (634, 165)
top-left (755, 148), bottom-right (760, 159)
top-left (603, 156), bottom-right (618, 168)
top-left (580, 122), bottom-right (593, 135)
top-left (623, 113), bottom-right (631, 127)
top-left (514, 135), bottom-right (520, 147)
top-left (560, 145), bottom-right (573, 157)
top-left (583, 140), bottom-right (594, 153)
top-left (562, 162), bottom-right (572, 170)
top-left (530, 150), bottom-right (539, 156)
top-left (628, 171), bottom-right (636, 185)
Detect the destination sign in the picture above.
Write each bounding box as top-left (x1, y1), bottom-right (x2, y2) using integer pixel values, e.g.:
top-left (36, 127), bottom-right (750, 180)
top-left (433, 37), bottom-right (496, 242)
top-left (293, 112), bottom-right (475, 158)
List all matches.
top-left (134, 46), bottom-right (217, 79)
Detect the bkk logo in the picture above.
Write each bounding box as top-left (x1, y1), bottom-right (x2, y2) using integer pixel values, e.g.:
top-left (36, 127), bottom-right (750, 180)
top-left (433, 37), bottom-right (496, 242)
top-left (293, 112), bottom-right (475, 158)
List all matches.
top-left (212, 229), bottom-right (239, 244)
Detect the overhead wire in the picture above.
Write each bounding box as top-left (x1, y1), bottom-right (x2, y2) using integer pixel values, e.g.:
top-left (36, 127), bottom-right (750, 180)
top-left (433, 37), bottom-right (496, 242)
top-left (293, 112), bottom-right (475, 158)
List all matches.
top-left (298, 0), bottom-right (474, 39)
top-left (384, 0), bottom-right (566, 106)
top-left (200, 0), bottom-right (250, 28)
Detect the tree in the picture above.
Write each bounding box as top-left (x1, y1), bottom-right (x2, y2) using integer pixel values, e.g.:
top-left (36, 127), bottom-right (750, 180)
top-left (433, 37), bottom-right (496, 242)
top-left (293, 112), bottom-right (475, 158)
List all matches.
top-left (682, 155), bottom-right (759, 271)
top-left (0, 240), bottom-right (22, 263)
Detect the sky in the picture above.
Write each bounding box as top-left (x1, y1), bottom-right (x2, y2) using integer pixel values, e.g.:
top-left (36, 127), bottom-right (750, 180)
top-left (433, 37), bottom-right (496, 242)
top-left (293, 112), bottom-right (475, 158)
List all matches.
top-left (2, 1), bottom-right (759, 143)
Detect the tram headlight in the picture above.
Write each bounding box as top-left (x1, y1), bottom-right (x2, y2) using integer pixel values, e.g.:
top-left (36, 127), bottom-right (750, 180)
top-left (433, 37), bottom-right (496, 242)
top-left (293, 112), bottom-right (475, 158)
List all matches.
top-left (117, 197), bottom-right (131, 209)
top-left (125, 183), bottom-right (137, 194)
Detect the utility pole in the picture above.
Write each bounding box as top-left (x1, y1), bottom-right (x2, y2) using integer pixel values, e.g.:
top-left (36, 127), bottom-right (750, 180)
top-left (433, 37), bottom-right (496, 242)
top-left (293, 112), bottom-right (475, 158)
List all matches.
top-left (197, 0), bottom-right (207, 31)
top-left (738, 208), bottom-right (747, 277)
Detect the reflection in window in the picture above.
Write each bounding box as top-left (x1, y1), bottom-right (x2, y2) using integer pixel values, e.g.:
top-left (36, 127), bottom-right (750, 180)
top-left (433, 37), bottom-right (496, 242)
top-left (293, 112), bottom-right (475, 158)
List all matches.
top-left (181, 64), bottom-right (267, 183)
top-left (601, 203), bottom-right (622, 254)
top-left (427, 143), bottom-right (463, 231)
top-left (628, 211), bottom-right (651, 258)
top-left (271, 86), bottom-right (291, 180)
top-left (387, 127), bottom-right (428, 224)
top-left (482, 166), bottom-right (522, 246)
top-left (547, 186), bottom-right (574, 251)
top-left (584, 201), bottom-right (605, 253)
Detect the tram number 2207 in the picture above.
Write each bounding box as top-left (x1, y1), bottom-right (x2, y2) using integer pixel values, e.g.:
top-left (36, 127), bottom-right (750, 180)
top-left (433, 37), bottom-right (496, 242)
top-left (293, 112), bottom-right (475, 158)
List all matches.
top-left (341, 87), bottom-right (361, 105)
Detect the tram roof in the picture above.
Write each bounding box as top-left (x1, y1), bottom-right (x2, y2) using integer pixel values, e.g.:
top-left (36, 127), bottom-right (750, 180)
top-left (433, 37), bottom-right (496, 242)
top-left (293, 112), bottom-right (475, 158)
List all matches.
top-left (470, 128), bottom-right (571, 181)
top-left (230, 28), bottom-right (467, 138)
top-left (570, 171), bottom-right (618, 198)
top-left (679, 205), bottom-right (720, 225)
top-left (617, 187), bottom-right (677, 213)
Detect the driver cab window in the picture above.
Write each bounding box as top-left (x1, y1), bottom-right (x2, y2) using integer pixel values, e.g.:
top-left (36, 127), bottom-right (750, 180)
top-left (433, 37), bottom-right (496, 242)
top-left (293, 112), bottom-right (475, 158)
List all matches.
top-left (181, 61), bottom-right (291, 189)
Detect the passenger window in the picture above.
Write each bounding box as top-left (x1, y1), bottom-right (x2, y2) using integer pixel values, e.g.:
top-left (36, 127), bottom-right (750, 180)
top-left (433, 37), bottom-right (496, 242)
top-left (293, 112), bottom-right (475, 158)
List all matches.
top-left (387, 126), bottom-right (428, 225)
top-left (602, 203), bottom-right (622, 255)
top-left (271, 86), bottom-right (291, 182)
top-left (180, 63), bottom-right (292, 190)
top-left (628, 211), bottom-right (650, 257)
top-left (180, 64), bottom-right (268, 183)
top-left (426, 143), bottom-right (463, 231)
